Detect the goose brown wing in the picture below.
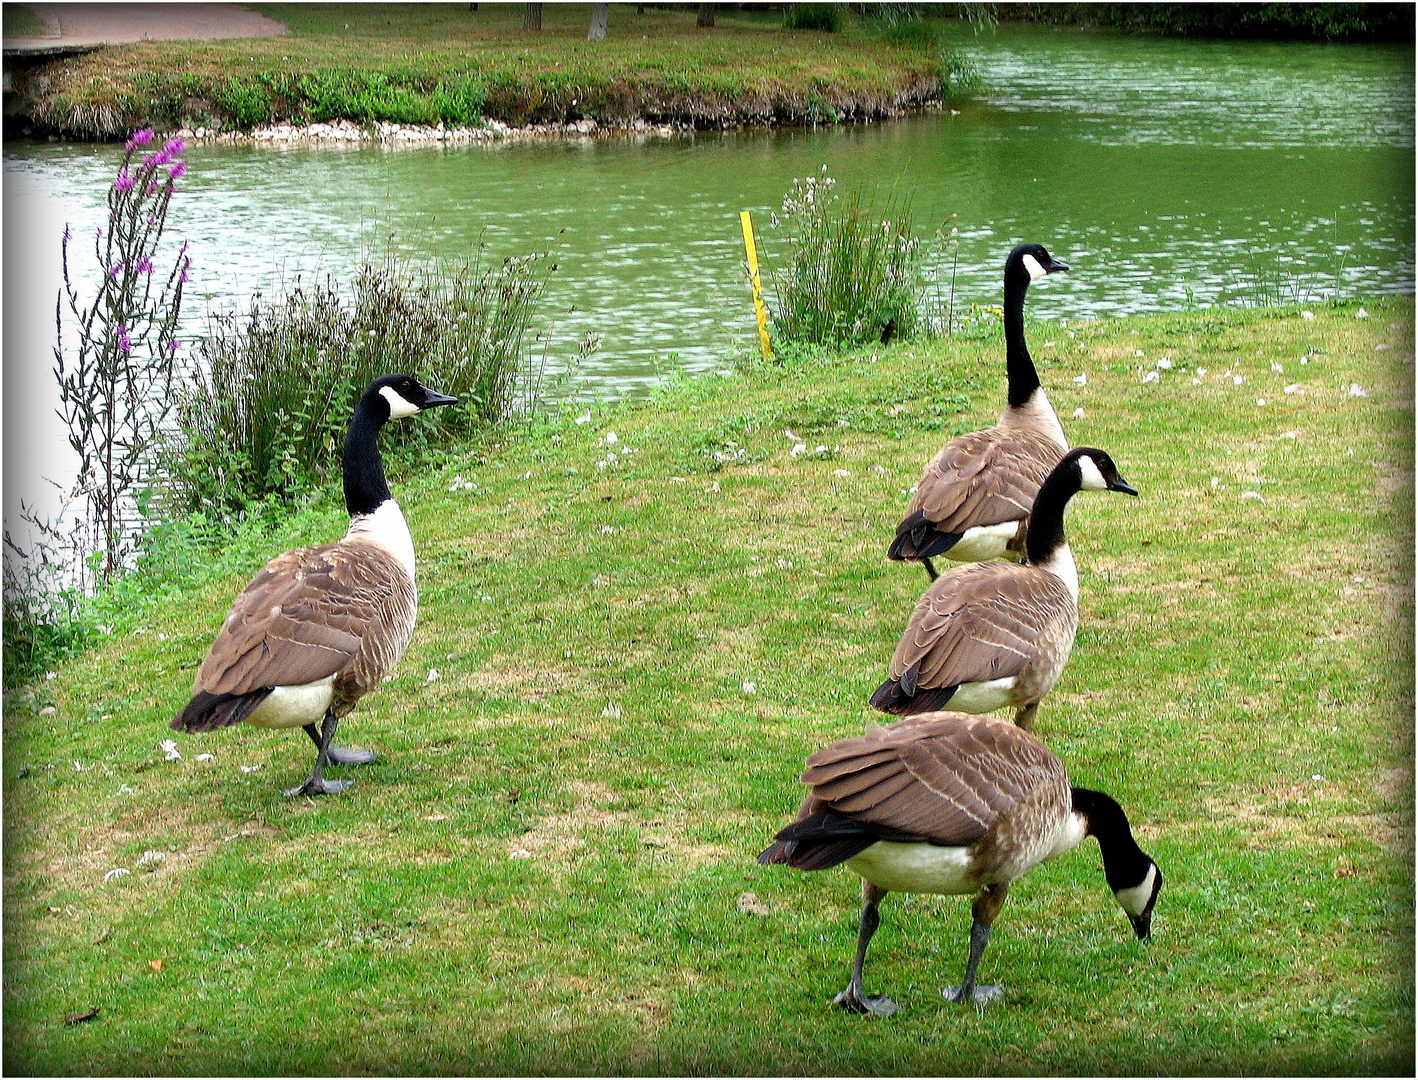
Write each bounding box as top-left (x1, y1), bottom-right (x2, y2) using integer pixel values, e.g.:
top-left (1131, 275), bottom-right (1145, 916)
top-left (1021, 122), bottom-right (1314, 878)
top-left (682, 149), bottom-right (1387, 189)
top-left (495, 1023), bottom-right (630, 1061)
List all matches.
top-left (889, 563), bottom-right (1075, 689)
top-left (194, 542), bottom-right (413, 697)
top-left (911, 428), bottom-right (1064, 534)
top-left (802, 713), bottom-right (1065, 846)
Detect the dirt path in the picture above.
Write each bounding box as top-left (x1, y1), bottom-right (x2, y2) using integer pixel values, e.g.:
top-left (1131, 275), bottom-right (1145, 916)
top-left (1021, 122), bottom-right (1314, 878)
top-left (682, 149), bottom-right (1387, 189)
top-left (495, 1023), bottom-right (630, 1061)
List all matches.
top-left (5, 2), bottom-right (288, 47)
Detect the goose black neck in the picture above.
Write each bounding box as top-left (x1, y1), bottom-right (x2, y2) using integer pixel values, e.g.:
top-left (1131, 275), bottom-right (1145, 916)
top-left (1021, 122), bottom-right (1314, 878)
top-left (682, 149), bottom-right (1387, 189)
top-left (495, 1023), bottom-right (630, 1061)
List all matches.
top-left (1024, 458), bottom-right (1078, 564)
top-left (1003, 265), bottom-right (1040, 408)
top-left (342, 399), bottom-right (392, 517)
top-left (1072, 787), bottom-right (1152, 892)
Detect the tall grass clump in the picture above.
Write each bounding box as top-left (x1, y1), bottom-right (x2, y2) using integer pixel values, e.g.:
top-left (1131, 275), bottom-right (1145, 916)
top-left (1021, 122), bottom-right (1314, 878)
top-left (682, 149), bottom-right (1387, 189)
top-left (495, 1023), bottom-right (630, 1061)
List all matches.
top-left (784, 3), bottom-right (842, 33)
top-left (763, 169), bottom-right (931, 349)
top-left (165, 247), bottom-right (553, 517)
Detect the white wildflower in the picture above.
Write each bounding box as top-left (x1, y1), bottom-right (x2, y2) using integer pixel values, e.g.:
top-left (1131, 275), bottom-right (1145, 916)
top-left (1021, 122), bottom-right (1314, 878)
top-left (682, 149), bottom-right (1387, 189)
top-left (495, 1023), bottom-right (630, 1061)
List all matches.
top-left (601, 702), bottom-right (623, 719)
top-left (1134, 349), bottom-right (1145, 357)
top-left (1141, 371), bottom-right (1160, 384)
top-left (1233, 375), bottom-right (1245, 385)
top-left (1355, 308), bottom-right (1369, 318)
top-left (574, 411), bottom-right (592, 425)
top-left (603, 431), bottom-right (619, 445)
top-left (426, 668), bottom-right (440, 683)
top-left (1155, 357), bottom-right (1173, 370)
top-left (1270, 362), bottom-right (1283, 374)
top-left (239, 765), bottom-right (261, 774)
top-left (1072, 407), bottom-right (1086, 419)
top-left (1301, 310), bottom-right (1315, 320)
top-left (741, 679), bottom-right (758, 696)
top-left (1196, 368), bottom-right (1208, 376)
top-left (1072, 373), bottom-right (1088, 386)
top-left (160, 739), bottom-right (181, 761)
top-left (1348, 384), bottom-right (1367, 397)
top-left (1257, 399), bottom-right (1266, 406)
top-left (832, 469), bottom-right (851, 478)
top-left (789, 442), bottom-right (807, 458)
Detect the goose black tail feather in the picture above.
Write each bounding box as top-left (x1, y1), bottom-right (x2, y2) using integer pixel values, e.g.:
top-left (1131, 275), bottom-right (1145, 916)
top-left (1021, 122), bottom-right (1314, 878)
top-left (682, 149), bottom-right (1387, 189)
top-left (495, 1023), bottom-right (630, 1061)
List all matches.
top-left (758, 811), bottom-right (920, 871)
top-left (887, 510), bottom-right (962, 562)
top-left (171, 689), bottom-right (274, 733)
top-left (869, 678), bottom-right (959, 716)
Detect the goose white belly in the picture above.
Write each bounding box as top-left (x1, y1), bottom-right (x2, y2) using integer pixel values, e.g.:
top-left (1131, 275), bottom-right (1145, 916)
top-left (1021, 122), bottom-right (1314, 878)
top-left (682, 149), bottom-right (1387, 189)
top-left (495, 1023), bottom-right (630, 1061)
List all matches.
top-left (847, 841), bottom-right (978, 895)
top-left (943, 520), bottom-right (1025, 563)
top-left (246, 676), bottom-right (336, 729)
top-left (947, 676), bottom-right (1019, 714)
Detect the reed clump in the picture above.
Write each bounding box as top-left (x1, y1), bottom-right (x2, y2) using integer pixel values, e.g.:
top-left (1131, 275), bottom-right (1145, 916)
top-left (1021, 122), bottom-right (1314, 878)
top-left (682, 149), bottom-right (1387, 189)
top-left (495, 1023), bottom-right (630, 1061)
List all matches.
top-left (165, 247), bottom-right (552, 516)
top-left (764, 170), bottom-right (932, 349)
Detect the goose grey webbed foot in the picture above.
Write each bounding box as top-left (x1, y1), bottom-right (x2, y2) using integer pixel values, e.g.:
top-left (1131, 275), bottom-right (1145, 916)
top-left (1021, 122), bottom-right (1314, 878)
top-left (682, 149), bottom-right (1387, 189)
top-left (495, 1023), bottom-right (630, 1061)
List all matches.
top-left (283, 776), bottom-right (354, 797)
top-left (833, 986), bottom-right (898, 1017)
top-left (944, 983), bottom-right (1005, 1007)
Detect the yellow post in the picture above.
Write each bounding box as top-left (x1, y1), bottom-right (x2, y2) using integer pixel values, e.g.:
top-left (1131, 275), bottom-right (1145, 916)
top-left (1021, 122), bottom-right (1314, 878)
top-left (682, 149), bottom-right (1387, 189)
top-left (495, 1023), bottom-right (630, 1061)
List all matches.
top-left (739, 210), bottom-right (772, 361)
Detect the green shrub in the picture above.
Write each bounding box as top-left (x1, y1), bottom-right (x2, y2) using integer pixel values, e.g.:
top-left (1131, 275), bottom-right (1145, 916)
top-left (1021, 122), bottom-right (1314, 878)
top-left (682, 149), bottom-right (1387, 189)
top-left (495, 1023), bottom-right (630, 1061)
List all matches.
top-left (165, 247), bottom-right (553, 516)
top-left (762, 170), bottom-right (931, 350)
top-left (783, 3), bottom-right (842, 33)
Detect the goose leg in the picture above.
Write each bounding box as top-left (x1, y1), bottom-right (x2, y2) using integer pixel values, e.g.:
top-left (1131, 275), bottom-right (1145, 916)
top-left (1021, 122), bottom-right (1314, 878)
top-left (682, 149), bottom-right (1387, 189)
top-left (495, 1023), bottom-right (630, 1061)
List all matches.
top-left (303, 722), bottom-right (377, 766)
top-left (1013, 702), bottom-right (1039, 731)
top-left (833, 881), bottom-right (897, 1017)
top-left (922, 557), bottom-right (939, 582)
top-left (944, 883), bottom-right (1009, 1006)
top-left (285, 712), bottom-right (354, 797)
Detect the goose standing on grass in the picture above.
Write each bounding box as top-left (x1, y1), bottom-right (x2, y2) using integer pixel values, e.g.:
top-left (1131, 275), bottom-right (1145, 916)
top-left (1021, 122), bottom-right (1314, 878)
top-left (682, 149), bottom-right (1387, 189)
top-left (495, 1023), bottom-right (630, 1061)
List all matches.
top-left (171, 374), bottom-right (457, 797)
top-left (888, 242), bottom-right (1070, 580)
top-left (759, 711), bottom-right (1162, 1014)
top-left (871, 447), bottom-right (1136, 730)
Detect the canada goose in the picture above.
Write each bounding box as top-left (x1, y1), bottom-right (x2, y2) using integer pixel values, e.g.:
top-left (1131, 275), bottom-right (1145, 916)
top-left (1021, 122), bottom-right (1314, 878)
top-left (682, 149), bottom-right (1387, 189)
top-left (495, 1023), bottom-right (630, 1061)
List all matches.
top-left (871, 447), bottom-right (1136, 730)
top-left (759, 711), bottom-right (1162, 1014)
top-left (171, 374), bottom-right (457, 797)
top-left (888, 242), bottom-right (1070, 580)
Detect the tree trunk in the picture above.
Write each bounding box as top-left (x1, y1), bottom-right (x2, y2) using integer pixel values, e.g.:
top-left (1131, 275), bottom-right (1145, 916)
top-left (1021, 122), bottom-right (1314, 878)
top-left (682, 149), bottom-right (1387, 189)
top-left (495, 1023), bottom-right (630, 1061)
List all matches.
top-left (523, 3), bottom-right (542, 31)
top-left (588, 2), bottom-right (608, 41)
top-left (697, 3), bottom-right (715, 28)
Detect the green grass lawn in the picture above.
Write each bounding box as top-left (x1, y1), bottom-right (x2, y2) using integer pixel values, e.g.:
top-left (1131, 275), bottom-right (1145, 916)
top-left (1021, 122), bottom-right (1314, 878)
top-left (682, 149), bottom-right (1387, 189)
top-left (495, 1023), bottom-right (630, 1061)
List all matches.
top-left (25, 2), bottom-right (951, 138)
top-left (3, 299), bottom-right (1413, 1075)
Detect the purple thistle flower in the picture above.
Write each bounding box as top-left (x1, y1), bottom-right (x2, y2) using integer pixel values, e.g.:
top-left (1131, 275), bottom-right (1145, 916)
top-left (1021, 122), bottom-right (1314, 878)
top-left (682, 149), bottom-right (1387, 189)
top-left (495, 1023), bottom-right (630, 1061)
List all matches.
top-left (136, 256), bottom-right (154, 275)
top-left (179, 257), bottom-right (192, 284)
top-left (117, 325), bottom-right (132, 353)
top-left (168, 161), bottom-right (188, 181)
top-left (168, 339), bottom-right (182, 354)
top-left (63, 225), bottom-right (72, 247)
top-left (125, 128), bottom-right (155, 150)
top-left (149, 149), bottom-right (173, 168)
top-left (113, 169), bottom-right (136, 193)
top-left (164, 137), bottom-right (186, 155)
top-left (108, 262), bottom-right (123, 279)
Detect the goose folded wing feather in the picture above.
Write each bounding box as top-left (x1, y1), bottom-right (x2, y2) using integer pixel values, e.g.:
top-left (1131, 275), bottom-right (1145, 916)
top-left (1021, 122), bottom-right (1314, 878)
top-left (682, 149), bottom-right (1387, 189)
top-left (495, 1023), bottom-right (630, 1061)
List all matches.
top-left (197, 545), bottom-right (408, 697)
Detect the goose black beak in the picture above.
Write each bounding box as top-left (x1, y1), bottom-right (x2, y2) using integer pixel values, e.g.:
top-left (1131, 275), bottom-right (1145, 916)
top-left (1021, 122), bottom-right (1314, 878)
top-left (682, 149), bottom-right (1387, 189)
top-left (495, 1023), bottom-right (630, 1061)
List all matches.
top-left (1048, 257), bottom-right (1070, 273)
top-left (1128, 911), bottom-right (1152, 940)
top-left (421, 389), bottom-right (459, 409)
top-left (1110, 477), bottom-right (1139, 497)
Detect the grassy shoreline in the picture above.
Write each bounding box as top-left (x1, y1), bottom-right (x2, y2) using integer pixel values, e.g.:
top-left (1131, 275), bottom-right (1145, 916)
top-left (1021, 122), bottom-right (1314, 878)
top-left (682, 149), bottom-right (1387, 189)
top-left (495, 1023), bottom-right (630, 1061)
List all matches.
top-left (10, 3), bottom-right (961, 142)
top-left (4, 300), bottom-right (1413, 1074)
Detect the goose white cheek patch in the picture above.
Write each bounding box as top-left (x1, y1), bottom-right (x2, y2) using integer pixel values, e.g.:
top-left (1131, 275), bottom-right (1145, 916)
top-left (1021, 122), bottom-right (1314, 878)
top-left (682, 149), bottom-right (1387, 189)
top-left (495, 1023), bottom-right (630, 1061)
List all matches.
top-left (1077, 455), bottom-right (1109, 491)
top-left (1023, 253), bottom-right (1049, 281)
top-left (380, 385), bottom-right (420, 419)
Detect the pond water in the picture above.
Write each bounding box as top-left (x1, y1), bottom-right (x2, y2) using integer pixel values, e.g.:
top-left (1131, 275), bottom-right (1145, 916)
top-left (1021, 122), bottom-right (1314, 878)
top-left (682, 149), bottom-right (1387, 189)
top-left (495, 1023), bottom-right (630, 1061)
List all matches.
top-left (4, 24), bottom-right (1413, 527)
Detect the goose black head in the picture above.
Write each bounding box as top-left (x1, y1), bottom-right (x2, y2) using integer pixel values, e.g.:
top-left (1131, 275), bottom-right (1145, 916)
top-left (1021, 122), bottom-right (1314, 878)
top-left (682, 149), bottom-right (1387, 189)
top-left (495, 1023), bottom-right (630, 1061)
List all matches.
top-left (366, 374), bottom-right (459, 421)
top-left (1008, 242), bottom-right (1070, 284)
top-left (1070, 447), bottom-right (1139, 497)
top-left (1114, 859), bottom-right (1163, 940)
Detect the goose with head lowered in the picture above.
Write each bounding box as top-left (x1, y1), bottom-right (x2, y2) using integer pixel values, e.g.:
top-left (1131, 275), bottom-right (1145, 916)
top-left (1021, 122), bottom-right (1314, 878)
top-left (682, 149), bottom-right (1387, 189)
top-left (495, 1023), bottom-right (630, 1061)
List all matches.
top-left (871, 447), bottom-right (1136, 730)
top-left (888, 242), bottom-right (1070, 580)
top-left (759, 711), bottom-right (1162, 1014)
top-left (171, 374), bottom-right (457, 797)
